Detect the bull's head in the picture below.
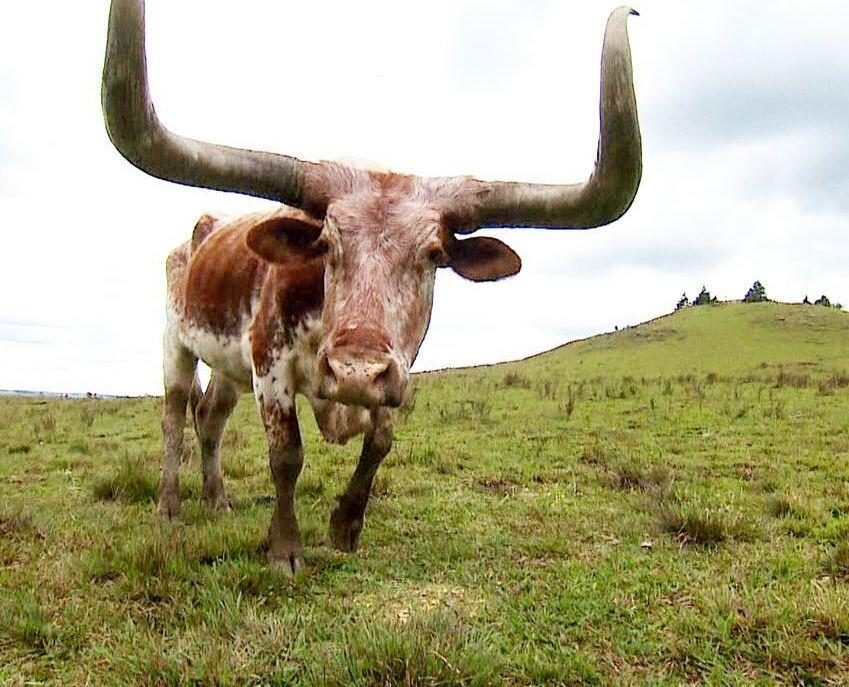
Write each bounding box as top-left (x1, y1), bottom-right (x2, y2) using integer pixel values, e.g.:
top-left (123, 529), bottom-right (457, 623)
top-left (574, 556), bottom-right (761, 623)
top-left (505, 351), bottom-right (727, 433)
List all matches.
top-left (102, 1), bottom-right (642, 409)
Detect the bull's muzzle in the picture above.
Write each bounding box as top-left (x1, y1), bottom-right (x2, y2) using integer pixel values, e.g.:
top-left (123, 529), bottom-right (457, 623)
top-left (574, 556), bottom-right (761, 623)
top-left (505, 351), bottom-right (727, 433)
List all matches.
top-left (316, 348), bottom-right (405, 408)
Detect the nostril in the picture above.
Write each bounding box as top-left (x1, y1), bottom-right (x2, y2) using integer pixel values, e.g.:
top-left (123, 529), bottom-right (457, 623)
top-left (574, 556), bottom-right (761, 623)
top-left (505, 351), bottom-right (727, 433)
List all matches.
top-left (373, 358), bottom-right (402, 400)
top-left (380, 361), bottom-right (405, 407)
top-left (373, 361), bottom-right (393, 388)
top-left (316, 351), bottom-right (334, 382)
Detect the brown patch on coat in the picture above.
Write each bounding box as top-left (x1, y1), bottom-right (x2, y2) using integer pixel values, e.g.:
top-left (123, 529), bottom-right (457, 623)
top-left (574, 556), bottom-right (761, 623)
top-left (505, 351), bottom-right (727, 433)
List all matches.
top-left (183, 213), bottom-right (270, 335)
top-left (250, 258), bottom-right (325, 377)
top-left (331, 326), bottom-right (391, 353)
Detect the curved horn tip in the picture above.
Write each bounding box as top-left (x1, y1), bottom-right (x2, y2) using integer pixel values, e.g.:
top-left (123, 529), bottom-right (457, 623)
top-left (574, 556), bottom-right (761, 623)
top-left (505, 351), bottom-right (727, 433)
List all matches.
top-left (612, 6), bottom-right (639, 20)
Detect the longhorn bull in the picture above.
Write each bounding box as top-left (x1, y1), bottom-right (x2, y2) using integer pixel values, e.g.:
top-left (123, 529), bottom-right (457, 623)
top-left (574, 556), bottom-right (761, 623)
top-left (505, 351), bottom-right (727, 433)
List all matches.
top-left (102, 0), bottom-right (641, 575)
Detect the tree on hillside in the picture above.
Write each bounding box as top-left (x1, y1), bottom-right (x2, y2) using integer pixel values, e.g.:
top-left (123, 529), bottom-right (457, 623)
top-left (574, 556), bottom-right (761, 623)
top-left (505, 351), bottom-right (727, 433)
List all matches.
top-left (743, 281), bottom-right (768, 303)
top-left (809, 295), bottom-right (843, 309)
top-left (692, 286), bottom-right (717, 306)
top-left (676, 293), bottom-right (690, 310)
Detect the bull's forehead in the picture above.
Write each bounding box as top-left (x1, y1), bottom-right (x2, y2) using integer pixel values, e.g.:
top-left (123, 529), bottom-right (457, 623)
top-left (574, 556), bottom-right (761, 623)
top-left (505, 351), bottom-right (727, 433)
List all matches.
top-left (328, 188), bottom-right (442, 250)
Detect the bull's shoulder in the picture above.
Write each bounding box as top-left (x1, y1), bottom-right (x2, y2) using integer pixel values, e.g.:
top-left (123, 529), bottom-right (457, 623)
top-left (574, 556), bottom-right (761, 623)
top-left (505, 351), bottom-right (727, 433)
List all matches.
top-left (182, 212), bottom-right (272, 335)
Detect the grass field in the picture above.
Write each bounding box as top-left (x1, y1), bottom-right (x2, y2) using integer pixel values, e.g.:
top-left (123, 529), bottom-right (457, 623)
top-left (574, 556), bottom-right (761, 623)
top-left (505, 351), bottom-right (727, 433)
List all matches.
top-left (2, 301), bottom-right (849, 685)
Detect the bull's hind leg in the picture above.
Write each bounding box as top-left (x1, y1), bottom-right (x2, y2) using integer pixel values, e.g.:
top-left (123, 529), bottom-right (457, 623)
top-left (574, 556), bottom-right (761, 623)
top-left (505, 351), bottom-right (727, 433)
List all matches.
top-left (159, 333), bottom-right (197, 518)
top-left (330, 407), bottom-right (394, 552)
top-left (193, 372), bottom-right (239, 511)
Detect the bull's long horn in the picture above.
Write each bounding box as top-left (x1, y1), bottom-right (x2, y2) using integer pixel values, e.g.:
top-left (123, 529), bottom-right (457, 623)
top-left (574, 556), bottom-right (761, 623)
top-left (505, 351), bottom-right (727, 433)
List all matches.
top-left (101, 0), bottom-right (321, 208)
top-left (470, 7), bottom-right (642, 230)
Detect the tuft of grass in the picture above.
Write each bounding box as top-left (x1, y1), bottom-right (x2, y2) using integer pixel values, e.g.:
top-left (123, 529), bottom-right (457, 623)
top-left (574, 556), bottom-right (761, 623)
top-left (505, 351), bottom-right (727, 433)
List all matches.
top-left (0, 506), bottom-right (37, 540)
top-left (303, 611), bottom-right (501, 687)
top-left (774, 369), bottom-right (810, 389)
top-left (297, 471), bottom-right (325, 498)
top-left (806, 587), bottom-right (849, 643)
top-left (0, 591), bottom-right (60, 655)
top-left (433, 457), bottom-right (456, 475)
top-left (91, 453), bottom-right (158, 504)
top-left (537, 378), bottom-right (559, 400)
top-left (659, 497), bottom-right (753, 546)
top-left (502, 372), bottom-right (531, 389)
top-left (604, 459), bottom-right (672, 495)
top-left (222, 453), bottom-right (255, 479)
top-left (478, 474), bottom-right (522, 496)
top-left (221, 426), bottom-right (247, 451)
top-left (823, 542), bottom-right (849, 581)
top-left (89, 533), bottom-right (184, 581)
top-left (818, 370), bottom-right (849, 394)
top-left (765, 492), bottom-right (809, 520)
top-left (579, 441), bottom-right (609, 467)
top-left (41, 411), bottom-right (57, 433)
top-left (79, 403), bottom-right (98, 429)
top-left (437, 399), bottom-right (492, 423)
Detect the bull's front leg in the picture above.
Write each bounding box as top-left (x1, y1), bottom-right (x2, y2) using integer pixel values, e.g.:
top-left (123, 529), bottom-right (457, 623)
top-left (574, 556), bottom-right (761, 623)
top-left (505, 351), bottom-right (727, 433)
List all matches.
top-left (330, 407), bottom-right (394, 552)
top-left (259, 397), bottom-right (305, 576)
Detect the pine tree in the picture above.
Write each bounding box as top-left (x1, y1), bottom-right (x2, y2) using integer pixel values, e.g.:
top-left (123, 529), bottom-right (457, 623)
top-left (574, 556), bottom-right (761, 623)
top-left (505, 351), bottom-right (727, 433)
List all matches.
top-left (743, 281), bottom-right (768, 303)
top-left (693, 286), bottom-right (714, 306)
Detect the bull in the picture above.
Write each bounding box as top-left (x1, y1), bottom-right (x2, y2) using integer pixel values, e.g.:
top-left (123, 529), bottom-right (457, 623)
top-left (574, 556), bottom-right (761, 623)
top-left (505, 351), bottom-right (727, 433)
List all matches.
top-left (102, 0), bottom-right (642, 575)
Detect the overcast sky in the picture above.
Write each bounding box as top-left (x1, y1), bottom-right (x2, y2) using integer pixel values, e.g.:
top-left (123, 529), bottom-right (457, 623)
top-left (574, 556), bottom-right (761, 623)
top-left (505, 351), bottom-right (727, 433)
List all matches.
top-left (1, 1), bottom-right (847, 395)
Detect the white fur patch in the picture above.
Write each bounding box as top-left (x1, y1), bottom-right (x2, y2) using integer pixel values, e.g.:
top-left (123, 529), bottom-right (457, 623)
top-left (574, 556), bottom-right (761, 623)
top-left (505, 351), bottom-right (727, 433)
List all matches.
top-left (253, 346), bottom-right (296, 413)
top-left (169, 310), bottom-right (253, 389)
top-left (290, 314), bottom-right (323, 396)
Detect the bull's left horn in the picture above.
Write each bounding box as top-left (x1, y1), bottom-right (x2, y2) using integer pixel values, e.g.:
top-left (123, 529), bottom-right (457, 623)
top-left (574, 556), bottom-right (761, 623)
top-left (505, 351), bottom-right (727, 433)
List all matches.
top-left (469, 7), bottom-right (642, 230)
top-left (101, 0), bottom-right (324, 208)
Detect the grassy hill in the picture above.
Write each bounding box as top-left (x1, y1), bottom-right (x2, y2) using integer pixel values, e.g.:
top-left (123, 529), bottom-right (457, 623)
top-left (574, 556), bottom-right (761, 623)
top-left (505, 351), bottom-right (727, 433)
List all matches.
top-left (2, 302), bottom-right (849, 685)
top-left (502, 299), bottom-right (849, 377)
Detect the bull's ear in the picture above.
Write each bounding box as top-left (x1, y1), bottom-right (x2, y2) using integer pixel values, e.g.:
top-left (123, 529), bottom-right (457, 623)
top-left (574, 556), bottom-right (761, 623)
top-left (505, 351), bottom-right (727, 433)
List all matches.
top-left (246, 213), bottom-right (324, 263)
top-left (446, 235), bottom-right (522, 282)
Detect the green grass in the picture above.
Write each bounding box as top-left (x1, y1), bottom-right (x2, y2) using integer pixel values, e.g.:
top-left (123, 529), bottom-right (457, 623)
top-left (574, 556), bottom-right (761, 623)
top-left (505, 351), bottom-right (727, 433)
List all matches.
top-left (2, 302), bottom-right (849, 684)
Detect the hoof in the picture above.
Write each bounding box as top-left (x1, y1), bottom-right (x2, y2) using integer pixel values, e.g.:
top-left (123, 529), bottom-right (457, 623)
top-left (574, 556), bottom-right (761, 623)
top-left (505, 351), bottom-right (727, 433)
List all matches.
top-left (203, 476), bottom-right (231, 512)
top-left (268, 549), bottom-right (306, 578)
top-left (329, 506), bottom-right (363, 553)
top-left (203, 490), bottom-right (232, 513)
top-left (156, 491), bottom-right (181, 519)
